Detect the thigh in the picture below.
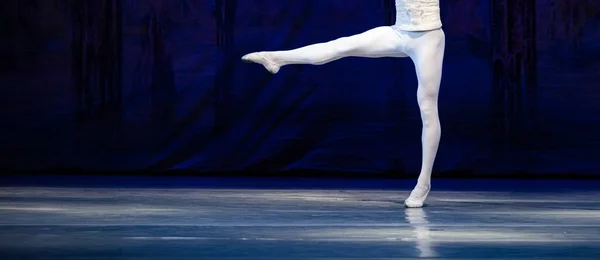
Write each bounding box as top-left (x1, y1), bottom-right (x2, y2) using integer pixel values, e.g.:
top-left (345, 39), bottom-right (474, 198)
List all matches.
top-left (406, 29), bottom-right (446, 95)
top-left (340, 26), bottom-right (408, 58)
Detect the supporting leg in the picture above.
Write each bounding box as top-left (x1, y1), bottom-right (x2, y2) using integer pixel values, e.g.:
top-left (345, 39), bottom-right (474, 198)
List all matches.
top-left (404, 29), bottom-right (445, 208)
top-left (242, 26), bottom-right (406, 73)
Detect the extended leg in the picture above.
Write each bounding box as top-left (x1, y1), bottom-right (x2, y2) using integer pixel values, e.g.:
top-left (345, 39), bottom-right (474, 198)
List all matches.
top-left (242, 26), bottom-right (406, 73)
top-left (404, 29), bottom-right (445, 208)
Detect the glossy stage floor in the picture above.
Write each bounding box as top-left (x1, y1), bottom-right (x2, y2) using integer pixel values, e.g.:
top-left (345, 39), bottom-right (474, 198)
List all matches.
top-left (0, 176), bottom-right (599, 259)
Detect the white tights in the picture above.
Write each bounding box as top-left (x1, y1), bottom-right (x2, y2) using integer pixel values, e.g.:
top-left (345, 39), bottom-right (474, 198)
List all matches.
top-left (242, 26), bottom-right (445, 208)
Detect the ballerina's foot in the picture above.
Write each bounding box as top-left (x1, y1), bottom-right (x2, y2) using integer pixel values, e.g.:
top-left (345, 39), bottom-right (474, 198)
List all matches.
top-left (404, 184), bottom-right (431, 208)
top-left (241, 52), bottom-right (280, 74)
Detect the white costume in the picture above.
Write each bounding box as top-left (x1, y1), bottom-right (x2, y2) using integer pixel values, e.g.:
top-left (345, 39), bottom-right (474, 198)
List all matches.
top-left (242, 0), bottom-right (444, 208)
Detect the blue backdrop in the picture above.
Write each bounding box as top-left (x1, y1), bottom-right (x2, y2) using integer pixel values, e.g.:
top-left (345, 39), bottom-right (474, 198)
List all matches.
top-left (1, 0), bottom-right (599, 176)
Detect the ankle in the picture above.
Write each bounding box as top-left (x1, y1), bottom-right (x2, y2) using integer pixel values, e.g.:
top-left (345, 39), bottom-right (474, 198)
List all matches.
top-left (264, 52), bottom-right (281, 66)
top-left (415, 181), bottom-right (431, 188)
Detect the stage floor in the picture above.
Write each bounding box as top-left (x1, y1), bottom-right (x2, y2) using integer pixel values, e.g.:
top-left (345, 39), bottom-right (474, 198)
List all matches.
top-left (0, 176), bottom-right (599, 259)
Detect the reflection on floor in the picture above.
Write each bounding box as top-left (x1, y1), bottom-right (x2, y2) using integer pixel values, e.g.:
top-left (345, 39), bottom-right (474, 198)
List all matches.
top-left (0, 176), bottom-right (599, 259)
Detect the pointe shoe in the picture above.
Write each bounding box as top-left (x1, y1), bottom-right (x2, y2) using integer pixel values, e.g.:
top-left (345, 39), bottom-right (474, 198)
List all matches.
top-left (404, 185), bottom-right (431, 208)
top-left (241, 52), bottom-right (280, 74)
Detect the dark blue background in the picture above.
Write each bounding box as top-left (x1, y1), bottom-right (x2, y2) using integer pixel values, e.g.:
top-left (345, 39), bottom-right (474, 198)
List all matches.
top-left (1, 0), bottom-right (599, 177)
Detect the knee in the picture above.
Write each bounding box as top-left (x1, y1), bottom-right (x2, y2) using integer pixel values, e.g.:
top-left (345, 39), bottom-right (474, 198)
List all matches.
top-left (417, 90), bottom-right (439, 126)
top-left (331, 36), bottom-right (354, 55)
top-left (417, 89), bottom-right (437, 110)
